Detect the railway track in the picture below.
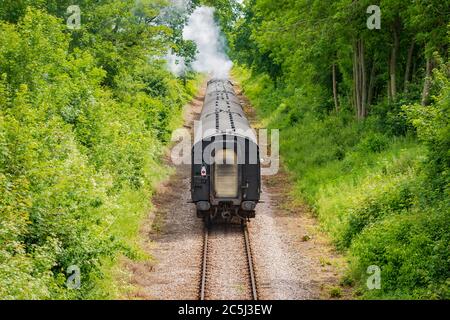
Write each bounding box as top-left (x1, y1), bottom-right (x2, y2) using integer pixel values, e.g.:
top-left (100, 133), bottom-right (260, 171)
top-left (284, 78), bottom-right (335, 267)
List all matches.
top-left (199, 222), bottom-right (258, 300)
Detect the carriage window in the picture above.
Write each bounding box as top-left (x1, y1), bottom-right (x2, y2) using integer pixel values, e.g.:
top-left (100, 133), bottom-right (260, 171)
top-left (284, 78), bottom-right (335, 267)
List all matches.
top-left (214, 149), bottom-right (238, 198)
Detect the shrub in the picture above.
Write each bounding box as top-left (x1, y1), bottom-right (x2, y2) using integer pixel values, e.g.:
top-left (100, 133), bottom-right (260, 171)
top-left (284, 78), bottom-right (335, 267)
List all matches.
top-left (234, 62), bottom-right (449, 299)
top-left (349, 201), bottom-right (450, 299)
top-left (356, 133), bottom-right (389, 153)
top-left (0, 8), bottom-right (201, 299)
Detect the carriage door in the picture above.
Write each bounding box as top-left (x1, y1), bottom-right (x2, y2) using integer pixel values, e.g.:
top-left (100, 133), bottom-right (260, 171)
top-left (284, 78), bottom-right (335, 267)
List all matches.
top-left (214, 149), bottom-right (238, 198)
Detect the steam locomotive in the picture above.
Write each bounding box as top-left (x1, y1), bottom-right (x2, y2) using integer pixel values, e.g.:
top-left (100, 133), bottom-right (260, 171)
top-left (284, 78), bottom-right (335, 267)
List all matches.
top-left (191, 79), bottom-right (261, 222)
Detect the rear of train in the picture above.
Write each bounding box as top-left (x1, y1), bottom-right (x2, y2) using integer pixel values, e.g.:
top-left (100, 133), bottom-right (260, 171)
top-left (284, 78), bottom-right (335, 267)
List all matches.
top-left (191, 79), bottom-right (261, 222)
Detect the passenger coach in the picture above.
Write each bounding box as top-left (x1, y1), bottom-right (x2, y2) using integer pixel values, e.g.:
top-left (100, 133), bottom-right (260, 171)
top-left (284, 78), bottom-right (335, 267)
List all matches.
top-left (191, 79), bottom-right (261, 222)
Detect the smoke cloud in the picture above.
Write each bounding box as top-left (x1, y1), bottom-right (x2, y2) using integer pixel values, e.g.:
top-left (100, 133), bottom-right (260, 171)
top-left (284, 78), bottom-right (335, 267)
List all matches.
top-left (166, 52), bottom-right (186, 76)
top-left (164, 3), bottom-right (232, 79)
top-left (183, 6), bottom-right (233, 79)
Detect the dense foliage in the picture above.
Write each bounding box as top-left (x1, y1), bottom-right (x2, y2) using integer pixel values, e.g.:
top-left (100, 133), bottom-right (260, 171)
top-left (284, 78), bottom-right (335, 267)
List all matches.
top-left (0, 0), bottom-right (200, 299)
top-left (224, 0), bottom-right (449, 299)
top-left (1, 0), bottom-right (448, 300)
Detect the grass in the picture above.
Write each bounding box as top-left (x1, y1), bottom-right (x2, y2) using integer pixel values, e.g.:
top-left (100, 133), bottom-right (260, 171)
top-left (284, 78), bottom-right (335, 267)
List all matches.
top-left (92, 75), bottom-right (205, 299)
top-left (233, 66), bottom-right (449, 299)
top-left (329, 286), bottom-right (342, 298)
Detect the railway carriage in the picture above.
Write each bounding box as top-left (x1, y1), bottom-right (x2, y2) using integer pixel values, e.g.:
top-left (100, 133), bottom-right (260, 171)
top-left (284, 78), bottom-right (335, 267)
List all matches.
top-left (191, 79), bottom-right (261, 222)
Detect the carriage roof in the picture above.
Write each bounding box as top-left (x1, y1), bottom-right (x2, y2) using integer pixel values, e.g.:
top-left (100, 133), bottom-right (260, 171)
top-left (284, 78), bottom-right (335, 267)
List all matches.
top-left (193, 79), bottom-right (258, 146)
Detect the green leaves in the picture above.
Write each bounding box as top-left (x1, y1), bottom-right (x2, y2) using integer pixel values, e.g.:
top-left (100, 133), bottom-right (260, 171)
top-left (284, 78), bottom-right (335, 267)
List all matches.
top-left (403, 61), bottom-right (450, 195)
top-left (0, 2), bottom-right (200, 299)
top-left (232, 0), bottom-right (449, 299)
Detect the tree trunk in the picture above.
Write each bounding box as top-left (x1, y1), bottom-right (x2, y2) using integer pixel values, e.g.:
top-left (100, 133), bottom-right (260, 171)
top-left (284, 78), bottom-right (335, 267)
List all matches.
top-left (421, 57), bottom-right (433, 106)
top-left (390, 50), bottom-right (396, 100)
top-left (368, 60), bottom-right (376, 107)
top-left (404, 40), bottom-right (415, 93)
top-left (353, 40), bottom-right (360, 117)
top-left (387, 75), bottom-right (391, 103)
top-left (390, 19), bottom-right (400, 100)
top-left (360, 40), bottom-right (367, 118)
top-left (332, 63), bottom-right (339, 112)
top-left (352, 39), bottom-right (367, 119)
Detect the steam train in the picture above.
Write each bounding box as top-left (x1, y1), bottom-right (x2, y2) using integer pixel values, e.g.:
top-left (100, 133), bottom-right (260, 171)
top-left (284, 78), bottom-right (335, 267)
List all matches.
top-left (191, 79), bottom-right (261, 222)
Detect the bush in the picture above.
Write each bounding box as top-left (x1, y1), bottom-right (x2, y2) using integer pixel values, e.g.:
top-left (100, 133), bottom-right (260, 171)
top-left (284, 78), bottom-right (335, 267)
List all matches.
top-left (349, 201), bottom-right (450, 299)
top-left (339, 177), bottom-right (416, 249)
top-left (0, 7), bottom-right (201, 299)
top-left (234, 62), bottom-right (449, 299)
top-left (356, 133), bottom-right (389, 153)
top-left (404, 62), bottom-right (450, 197)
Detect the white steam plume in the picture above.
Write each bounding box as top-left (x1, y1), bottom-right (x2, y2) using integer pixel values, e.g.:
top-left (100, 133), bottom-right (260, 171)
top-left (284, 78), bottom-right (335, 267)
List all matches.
top-left (162, 0), bottom-right (191, 76)
top-left (183, 6), bottom-right (233, 79)
top-left (166, 52), bottom-right (186, 76)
